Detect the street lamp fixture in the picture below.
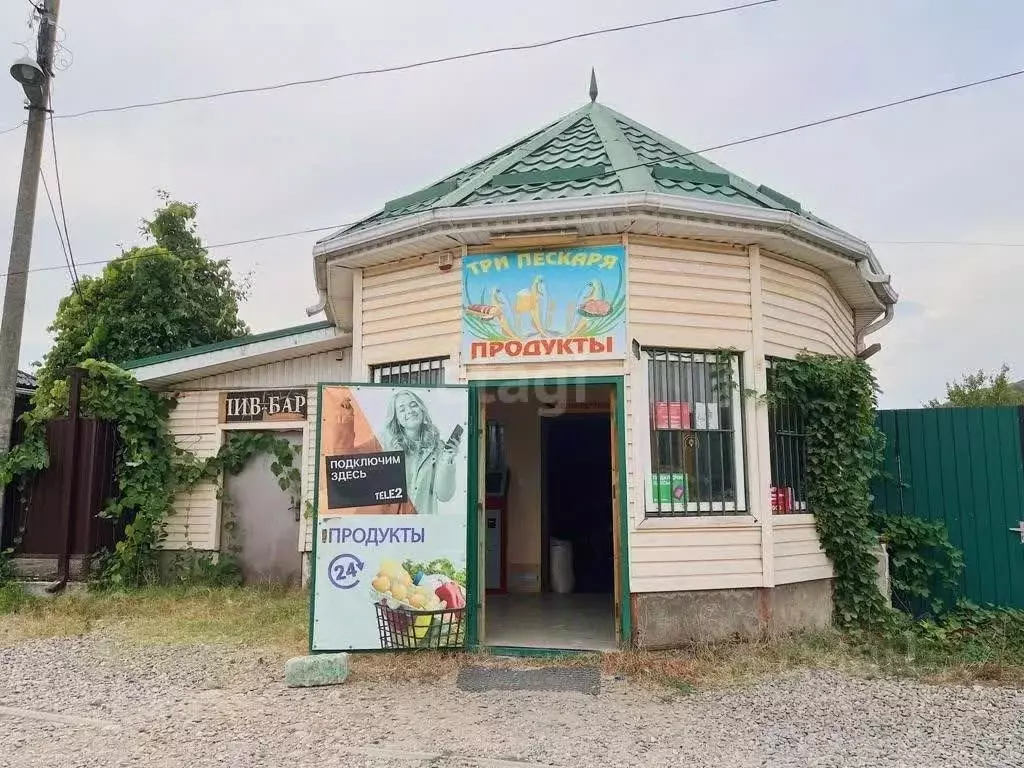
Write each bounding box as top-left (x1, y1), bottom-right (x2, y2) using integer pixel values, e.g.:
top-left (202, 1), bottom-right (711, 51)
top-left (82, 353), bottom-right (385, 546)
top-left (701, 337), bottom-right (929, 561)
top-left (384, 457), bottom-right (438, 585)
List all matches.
top-left (9, 55), bottom-right (46, 107)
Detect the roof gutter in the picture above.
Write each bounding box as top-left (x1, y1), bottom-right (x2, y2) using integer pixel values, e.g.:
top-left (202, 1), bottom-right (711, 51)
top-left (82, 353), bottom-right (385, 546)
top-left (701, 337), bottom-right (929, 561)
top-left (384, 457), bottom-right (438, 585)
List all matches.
top-left (312, 192), bottom-right (897, 304)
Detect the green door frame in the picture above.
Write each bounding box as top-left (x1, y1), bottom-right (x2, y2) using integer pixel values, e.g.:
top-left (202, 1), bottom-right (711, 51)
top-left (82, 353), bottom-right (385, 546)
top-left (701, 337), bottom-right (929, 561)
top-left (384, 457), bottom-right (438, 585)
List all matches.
top-left (465, 375), bottom-right (632, 649)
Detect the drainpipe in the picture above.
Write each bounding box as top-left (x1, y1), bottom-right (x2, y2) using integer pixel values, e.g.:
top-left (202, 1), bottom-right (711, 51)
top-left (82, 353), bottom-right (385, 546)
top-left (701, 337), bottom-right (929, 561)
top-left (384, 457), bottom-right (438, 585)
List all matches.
top-left (47, 366), bottom-right (83, 594)
top-left (305, 287), bottom-right (328, 317)
top-left (855, 305), bottom-right (894, 360)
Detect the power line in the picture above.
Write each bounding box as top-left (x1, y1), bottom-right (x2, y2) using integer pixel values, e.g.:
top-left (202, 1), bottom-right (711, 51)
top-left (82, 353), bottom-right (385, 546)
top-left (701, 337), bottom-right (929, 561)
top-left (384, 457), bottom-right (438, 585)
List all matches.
top-left (7, 224), bottom-right (1024, 285)
top-left (0, 122), bottom-right (26, 137)
top-left (0, 223), bottom-right (347, 281)
top-left (46, 90), bottom-right (80, 287)
top-left (6, 64), bottom-right (1024, 286)
top-left (581, 67), bottom-right (1024, 182)
top-left (38, 170), bottom-right (73, 281)
top-left (51, 1), bottom-right (779, 121)
top-left (872, 240), bottom-right (1024, 247)
top-left (205, 224), bottom-right (343, 250)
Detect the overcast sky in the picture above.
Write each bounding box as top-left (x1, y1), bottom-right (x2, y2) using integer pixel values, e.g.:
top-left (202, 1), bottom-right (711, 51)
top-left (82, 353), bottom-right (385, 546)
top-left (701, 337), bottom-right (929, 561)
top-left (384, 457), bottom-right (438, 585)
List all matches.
top-left (1, 0), bottom-right (1021, 407)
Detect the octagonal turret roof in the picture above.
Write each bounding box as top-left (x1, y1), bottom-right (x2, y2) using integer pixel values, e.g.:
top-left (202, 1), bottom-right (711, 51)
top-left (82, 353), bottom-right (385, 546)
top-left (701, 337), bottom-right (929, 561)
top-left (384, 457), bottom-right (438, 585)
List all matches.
top-left (320, 98), bottom-right (845, 247)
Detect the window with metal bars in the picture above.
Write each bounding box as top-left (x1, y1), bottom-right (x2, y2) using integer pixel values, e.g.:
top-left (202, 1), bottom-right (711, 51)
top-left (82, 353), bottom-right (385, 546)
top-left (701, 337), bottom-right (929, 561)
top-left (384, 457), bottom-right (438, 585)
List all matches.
top-left (766, 358), bottom-right (809, 514)
top-left (642, 347), bottom-right (746, 516)
top-left (369, 356), bottom-right (447, 386)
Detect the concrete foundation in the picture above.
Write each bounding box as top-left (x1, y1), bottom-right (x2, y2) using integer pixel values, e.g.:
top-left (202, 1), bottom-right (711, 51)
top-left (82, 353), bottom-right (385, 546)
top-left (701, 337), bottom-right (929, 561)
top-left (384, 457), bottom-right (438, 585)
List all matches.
top-left (631, 578), bottom-right (834, 649)
top-left (9, 556), bottom-right (89, 581)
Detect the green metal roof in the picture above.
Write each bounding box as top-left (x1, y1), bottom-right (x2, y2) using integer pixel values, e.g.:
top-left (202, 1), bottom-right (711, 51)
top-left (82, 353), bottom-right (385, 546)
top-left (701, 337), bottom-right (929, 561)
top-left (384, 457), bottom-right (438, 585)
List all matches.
top-left (322, 99), bottom-right (833, 244)
top-left (122, 320), bottom-right (335, 370)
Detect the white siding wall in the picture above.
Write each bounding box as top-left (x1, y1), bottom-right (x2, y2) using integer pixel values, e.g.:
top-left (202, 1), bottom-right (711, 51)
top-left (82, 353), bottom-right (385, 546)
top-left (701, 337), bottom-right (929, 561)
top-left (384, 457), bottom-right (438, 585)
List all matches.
top-left (181, 350), bottom-right (349, 389)
top-left (773, 515), bottom-right (833, 584)
top-left (628, 240), bottom-right (752, 349)
top-left (353, 238), bottom-right (851, 596)
top-left (626, 240), bottom-right (765, 593)
top-left (362, 255), bottom-right (461, 367)
top-left (165, 391), bottom-right (221, 550)
top-left (162, 348), bottom-right (350, 553)
top-left (761, 253), bottom-right (857, 357)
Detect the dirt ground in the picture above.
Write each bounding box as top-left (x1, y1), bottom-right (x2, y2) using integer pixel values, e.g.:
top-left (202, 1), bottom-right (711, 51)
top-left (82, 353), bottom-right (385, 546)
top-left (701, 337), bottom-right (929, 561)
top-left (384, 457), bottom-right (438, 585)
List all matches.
top-left (2, 634), bottom-right (1023, 768)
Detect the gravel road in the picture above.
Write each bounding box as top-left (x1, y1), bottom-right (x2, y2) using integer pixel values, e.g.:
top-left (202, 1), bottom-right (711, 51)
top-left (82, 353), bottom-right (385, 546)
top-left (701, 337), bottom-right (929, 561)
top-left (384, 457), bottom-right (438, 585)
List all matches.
top-left (2, 636), bottom-right (1022, 767)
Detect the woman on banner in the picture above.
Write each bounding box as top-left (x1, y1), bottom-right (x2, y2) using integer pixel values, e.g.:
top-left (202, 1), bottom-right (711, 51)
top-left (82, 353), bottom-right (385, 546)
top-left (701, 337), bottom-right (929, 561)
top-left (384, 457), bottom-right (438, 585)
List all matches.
top-left (325, 388), bottom-right (460, 515)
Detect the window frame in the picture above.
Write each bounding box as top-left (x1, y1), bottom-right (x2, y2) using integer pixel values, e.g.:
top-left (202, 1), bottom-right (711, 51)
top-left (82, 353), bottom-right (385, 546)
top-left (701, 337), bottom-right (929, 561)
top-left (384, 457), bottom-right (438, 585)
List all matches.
top-left (637, 347), bottom-right (748, 517)
top-left (765, 357), bottom-right (810, 514)
top-left (369, 356), bottom-right (448, 386)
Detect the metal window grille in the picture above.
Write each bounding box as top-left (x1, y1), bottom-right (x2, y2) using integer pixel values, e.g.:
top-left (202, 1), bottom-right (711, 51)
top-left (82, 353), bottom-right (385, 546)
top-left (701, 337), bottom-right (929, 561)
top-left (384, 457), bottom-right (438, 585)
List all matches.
top-left (370, 356), bottom-right (447, 386)
top-left (766, 359), bottom-right (809, 514)
top-left (645, 348), bottom-right (745, 516)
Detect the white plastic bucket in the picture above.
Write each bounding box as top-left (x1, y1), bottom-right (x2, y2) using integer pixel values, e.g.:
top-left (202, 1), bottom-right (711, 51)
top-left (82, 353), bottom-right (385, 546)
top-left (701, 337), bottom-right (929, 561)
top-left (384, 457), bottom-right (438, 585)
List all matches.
top-left (550, 538), bottom-right (574, 594)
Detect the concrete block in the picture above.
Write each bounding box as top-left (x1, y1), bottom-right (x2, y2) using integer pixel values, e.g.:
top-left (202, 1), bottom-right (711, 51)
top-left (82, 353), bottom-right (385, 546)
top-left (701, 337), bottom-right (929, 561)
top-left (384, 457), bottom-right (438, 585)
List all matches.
top-left (631, 579), bottom-right (836, 649)
top-left (875, 542), bottom-right (891, 607)
top-left (632, 588), bottom-right (761, 648)
top-left (10, 556), bottom-right (88, 581)
top-left (768, 579), bottom-right (833, 634)
top-left (285, 653), bottom-right (350, 688)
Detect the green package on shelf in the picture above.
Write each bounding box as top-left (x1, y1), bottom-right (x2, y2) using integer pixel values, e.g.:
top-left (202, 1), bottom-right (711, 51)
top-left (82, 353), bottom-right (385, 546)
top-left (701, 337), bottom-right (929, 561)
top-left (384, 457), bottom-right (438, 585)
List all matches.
top-left (651, 473), bottom-right (688, 504)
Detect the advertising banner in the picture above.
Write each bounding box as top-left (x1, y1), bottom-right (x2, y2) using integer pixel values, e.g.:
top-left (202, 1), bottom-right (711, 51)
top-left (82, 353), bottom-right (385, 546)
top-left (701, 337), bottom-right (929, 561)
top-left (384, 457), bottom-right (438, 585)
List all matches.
top-left (311, 385), bottom-right (469, 651)
top-left (461, 244), bottom-right (626, 364)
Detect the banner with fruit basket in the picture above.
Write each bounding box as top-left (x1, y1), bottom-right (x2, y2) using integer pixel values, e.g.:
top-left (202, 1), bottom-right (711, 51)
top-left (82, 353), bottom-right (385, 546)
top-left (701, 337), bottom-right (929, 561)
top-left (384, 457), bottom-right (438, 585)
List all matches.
top-left (311, 384), bottom-right (470, 651)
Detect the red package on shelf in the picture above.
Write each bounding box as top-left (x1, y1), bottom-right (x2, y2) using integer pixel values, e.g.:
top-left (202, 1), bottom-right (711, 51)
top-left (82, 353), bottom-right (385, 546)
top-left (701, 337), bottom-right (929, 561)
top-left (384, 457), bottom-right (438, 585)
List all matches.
top-left (654, 401), bottom-right (691, 429)
top-left (771, 486), bottom-right (794, 513)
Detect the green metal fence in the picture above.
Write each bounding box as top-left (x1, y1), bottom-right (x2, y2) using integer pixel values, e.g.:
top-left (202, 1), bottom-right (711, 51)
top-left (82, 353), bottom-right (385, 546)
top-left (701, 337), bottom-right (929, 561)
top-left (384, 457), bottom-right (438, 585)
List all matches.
top-left (873, 407), bottom-right (1024, 608)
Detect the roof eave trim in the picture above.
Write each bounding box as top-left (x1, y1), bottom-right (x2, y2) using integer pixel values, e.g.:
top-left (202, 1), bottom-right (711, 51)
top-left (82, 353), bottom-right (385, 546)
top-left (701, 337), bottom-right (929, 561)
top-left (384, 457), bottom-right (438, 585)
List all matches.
top-left (128, 325), bottom-right (349, 383)
top-left (312, 193), bottom-right (896, 306)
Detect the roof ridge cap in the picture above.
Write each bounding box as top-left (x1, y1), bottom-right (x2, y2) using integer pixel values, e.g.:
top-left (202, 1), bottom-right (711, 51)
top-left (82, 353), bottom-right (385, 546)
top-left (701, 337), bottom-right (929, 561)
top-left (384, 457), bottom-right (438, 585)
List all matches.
top-left (610, 110), bottom-right (795, 210)
top-left (432, 103), bottom-right (594, 209)
top-left (587, 102), bottom-right (654, 193)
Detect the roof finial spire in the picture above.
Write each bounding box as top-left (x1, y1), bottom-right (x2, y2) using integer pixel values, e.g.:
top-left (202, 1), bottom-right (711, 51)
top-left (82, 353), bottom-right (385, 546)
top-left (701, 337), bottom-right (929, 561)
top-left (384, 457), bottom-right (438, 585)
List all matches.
top-left (589, 67), bottom-right (598, 103)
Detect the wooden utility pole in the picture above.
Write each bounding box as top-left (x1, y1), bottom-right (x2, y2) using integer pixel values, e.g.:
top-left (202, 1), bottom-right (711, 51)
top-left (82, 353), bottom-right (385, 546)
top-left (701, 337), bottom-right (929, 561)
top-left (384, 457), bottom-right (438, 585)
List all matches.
top-left (0, 1), bottom-right (61, 540)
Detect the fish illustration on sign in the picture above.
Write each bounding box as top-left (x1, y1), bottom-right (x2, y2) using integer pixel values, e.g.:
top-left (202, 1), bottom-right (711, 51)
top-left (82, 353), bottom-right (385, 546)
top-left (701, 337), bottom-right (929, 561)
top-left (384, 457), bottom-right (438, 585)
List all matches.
top-left (465, 288), bottom-right (518, 339)
top-left (513, 275), bottom-right (548, 337)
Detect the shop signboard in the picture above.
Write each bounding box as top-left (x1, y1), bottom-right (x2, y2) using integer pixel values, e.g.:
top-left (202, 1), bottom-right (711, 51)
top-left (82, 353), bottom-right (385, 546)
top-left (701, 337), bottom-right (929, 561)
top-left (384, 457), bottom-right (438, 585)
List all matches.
top-left (220, 389), bottom-right (307, 423)
top-left (461, 245), bottom-right (626, 364)
top-left (311, 384), bottom-right (469, 651)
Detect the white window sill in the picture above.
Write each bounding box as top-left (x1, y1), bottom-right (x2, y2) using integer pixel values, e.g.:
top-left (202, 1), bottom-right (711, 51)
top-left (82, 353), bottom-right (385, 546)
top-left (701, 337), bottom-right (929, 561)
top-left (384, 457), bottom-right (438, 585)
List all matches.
top-left (638, 514), bottom-right (758, 530)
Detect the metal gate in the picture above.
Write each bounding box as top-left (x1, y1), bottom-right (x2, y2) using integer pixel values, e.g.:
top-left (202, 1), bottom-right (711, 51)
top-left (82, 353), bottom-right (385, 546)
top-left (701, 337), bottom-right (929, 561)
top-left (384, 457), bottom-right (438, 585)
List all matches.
top-left (10, 418), bottom-right (119, 559)
top-left (873, 406), bottom-right (1024, 608)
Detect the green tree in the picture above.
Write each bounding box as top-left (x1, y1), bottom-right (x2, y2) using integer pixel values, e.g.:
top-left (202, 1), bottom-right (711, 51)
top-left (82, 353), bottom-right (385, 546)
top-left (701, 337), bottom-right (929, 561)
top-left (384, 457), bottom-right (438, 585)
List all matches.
top-left (926, 364), bottom-right (1024, 407)
top-left (35, 195), bottom-right (249, 391)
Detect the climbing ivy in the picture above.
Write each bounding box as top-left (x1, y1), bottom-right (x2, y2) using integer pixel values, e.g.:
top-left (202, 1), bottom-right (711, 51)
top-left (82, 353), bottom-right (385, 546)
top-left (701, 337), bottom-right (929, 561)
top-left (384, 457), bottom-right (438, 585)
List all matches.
top-left (767, 353), bottom-right (893, 630)
top-left (0, 360), bottom-right (303, 588)
top-left (871, 511), bottom-right (964, 616)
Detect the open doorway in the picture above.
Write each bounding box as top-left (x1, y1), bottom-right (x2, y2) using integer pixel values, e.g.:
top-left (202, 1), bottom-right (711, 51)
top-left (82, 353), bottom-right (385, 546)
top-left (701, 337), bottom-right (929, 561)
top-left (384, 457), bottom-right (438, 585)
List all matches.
top-left (482, 384), bottom-right (618, 650)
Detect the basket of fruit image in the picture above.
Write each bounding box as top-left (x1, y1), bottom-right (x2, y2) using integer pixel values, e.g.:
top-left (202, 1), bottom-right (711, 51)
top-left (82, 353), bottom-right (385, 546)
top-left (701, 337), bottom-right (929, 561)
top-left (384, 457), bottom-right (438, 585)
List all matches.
top-left (370, 559), bottom-right (468, 650)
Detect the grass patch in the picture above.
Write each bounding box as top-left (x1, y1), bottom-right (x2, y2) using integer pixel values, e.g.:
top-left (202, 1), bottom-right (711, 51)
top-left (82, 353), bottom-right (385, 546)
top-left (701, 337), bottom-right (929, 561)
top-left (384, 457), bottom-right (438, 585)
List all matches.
top-left (850, 605), bottom-right (1024, 686)
top-left (0, 581), bottom-right (38, 615)
top-left (0, 584), bottom-right (308, 654)
top-left (2, 587), bottom-right (1022, 689)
